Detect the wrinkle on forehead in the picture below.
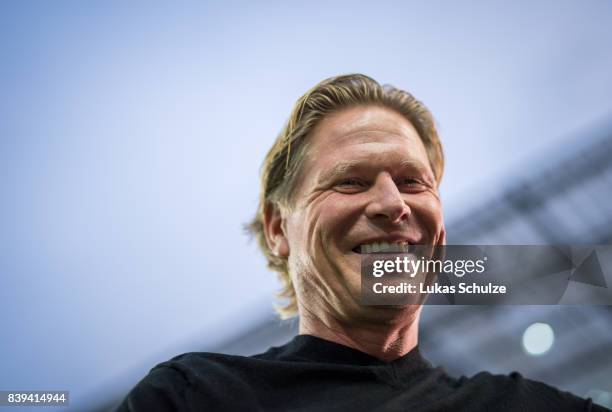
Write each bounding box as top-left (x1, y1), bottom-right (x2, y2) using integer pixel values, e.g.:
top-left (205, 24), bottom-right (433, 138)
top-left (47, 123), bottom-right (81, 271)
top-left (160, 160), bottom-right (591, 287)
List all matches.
top-left (323, 106), bottom-right (419, 141)
top-left (315, 151), bottom-right (436, 188)
top-left (309, 127), bottom-right (430, 166)
top-left (300, 105), bottom-right (435, 190)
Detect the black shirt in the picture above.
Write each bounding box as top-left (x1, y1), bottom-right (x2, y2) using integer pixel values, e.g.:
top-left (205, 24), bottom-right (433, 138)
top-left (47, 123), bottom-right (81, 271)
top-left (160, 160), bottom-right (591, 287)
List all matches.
top-left (117, 334), bottom-right (608, 411)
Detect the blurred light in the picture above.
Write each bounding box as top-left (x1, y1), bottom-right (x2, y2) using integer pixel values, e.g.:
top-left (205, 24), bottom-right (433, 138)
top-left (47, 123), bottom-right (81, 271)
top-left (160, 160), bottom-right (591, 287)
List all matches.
top-left (586, 390), bottom-right (612, 408)
top-left (522, 322), bottom-right (554, 356)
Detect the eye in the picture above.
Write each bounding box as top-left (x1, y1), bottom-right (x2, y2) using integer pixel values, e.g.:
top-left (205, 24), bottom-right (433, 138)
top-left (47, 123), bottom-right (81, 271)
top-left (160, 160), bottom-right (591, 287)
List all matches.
top-left (335, 178), bottom-right (367, 193)
top-left (397, 177), bottom-right (427, 191)
top-left (338, 178), bottom-right (363, 186)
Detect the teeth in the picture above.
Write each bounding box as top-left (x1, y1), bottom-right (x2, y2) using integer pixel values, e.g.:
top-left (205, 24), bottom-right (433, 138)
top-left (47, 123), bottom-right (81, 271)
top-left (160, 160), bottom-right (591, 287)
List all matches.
top-left (359, 241), bottom-right (411, 254)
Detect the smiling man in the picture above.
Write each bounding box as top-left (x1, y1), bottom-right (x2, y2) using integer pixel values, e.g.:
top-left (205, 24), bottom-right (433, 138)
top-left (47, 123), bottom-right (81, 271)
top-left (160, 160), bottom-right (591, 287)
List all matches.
top-left (263, 101), bottom-right (445, 363)
top-left (117, 74), bottom-right (607, 411)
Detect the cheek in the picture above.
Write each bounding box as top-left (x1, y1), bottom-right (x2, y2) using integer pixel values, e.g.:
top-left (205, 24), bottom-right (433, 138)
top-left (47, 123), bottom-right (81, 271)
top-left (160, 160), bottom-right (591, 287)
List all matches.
top-left (307, 194), bottom-right (363, 245)
top-left (285, 214), bottom-right (308, 260)
top-left (321, 193), bottom-right (364, 227)
top-left (285, 205), bottom-right (330, 267)
top-left (412, 195), bottom-right (444, 234)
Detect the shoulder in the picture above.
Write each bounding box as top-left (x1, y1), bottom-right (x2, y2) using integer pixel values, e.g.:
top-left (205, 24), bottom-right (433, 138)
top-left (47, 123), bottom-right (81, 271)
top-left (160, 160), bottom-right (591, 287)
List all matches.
top-left (456, 371), bottom-right (603, 411)
top-left (115, 351), bottom-right (262, 412)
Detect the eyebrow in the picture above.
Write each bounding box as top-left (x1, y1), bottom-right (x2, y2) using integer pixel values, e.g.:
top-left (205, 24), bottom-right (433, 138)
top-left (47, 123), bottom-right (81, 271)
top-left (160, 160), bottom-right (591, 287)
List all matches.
top-left (318, 159), bottom-right (435, 185)
top-left (316, 160), bottom-right (360, 184)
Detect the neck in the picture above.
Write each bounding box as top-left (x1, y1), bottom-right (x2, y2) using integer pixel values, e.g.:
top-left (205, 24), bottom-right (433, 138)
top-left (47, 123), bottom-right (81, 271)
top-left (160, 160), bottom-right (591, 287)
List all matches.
top-left (298, 305), bottom-right (421, 362)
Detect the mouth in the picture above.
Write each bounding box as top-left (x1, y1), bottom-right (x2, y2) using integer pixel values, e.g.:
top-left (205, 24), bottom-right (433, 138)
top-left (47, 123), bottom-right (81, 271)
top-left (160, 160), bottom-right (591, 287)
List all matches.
top-left (351, 240), bottom-right (414, 254)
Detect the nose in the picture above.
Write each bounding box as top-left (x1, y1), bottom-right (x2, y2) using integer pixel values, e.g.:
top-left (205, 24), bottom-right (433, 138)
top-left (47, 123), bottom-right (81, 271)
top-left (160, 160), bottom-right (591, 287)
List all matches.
top-left (364, 173), bottom-right (411, 224)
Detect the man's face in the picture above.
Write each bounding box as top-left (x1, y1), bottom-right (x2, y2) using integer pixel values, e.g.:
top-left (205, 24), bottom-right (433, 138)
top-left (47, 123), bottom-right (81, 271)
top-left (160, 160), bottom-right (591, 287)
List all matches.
top-left (277, 105), bottom-right (445, 322)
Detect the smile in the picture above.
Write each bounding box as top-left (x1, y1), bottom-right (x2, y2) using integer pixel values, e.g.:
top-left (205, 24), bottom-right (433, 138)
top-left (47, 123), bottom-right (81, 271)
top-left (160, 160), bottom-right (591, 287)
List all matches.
top-left (352, 241), bottom-right (412, 254)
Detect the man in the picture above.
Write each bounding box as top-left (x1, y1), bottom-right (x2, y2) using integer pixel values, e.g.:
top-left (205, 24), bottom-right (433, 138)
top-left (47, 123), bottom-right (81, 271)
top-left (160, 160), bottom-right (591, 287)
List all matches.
top-left (117, 74), bottom-right (607, 411)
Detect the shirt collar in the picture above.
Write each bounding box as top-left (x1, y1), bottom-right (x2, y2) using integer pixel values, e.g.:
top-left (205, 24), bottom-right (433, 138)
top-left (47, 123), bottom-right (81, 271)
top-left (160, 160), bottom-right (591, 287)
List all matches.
top-left (266, 334), bottom-right (433, 373)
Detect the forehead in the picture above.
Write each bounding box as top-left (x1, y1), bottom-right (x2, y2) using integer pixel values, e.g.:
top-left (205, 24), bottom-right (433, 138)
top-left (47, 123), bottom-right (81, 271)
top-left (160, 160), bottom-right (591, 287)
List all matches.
top-left (305, 105), bottom-right (431, 171)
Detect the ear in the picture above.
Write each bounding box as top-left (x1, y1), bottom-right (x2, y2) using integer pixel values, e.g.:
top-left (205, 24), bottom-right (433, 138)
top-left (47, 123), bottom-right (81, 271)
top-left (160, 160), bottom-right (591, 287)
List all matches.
top-left (263, 203), bottom-right (290, 258)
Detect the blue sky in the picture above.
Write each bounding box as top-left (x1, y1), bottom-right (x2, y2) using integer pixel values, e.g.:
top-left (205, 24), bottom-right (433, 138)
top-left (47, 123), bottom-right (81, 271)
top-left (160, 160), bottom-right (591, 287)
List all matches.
top-left (1, 1), bottom-right (611, 410)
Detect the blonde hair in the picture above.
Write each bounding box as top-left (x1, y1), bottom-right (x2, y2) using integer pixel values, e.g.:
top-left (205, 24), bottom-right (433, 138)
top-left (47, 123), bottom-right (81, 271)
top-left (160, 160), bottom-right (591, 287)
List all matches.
top-left (246, 74), bottom-right (444, 319)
